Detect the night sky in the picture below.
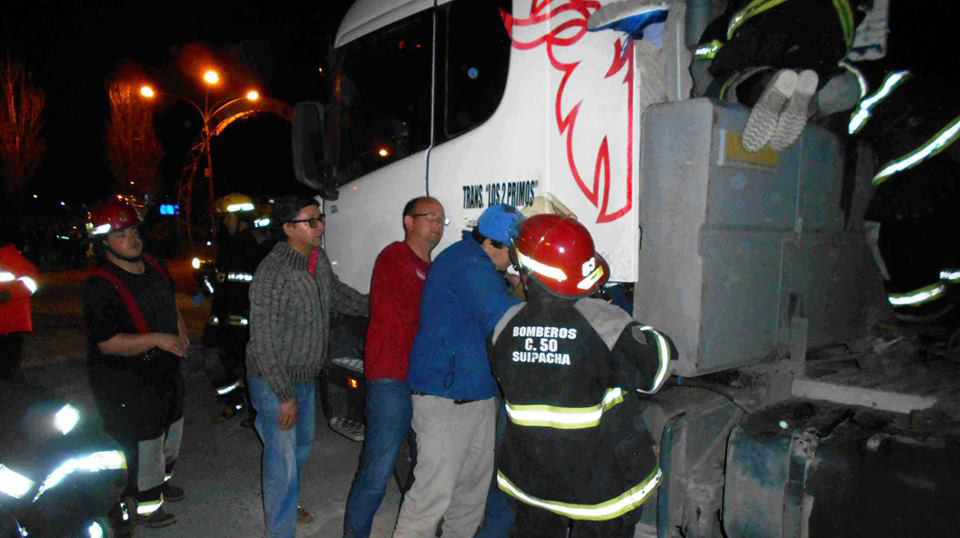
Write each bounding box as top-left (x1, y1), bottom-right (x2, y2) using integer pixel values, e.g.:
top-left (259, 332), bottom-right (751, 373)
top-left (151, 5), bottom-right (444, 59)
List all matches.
top-left (2, 0), bottom-right (959, 215)
top-left (1, 0), bottom-right (351, 213)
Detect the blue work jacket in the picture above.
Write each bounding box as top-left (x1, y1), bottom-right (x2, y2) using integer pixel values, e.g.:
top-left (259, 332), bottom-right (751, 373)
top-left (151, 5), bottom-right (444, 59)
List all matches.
top-left (407, 231), bottom-right (519, 401)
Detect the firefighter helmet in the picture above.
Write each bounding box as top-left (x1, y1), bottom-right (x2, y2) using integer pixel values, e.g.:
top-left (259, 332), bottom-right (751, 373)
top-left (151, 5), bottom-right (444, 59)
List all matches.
top-left (215, 193), bottom-right (256, 214)
top-left (514, 214), bottom-right (609, 297)
top-left (88, 198), bottom-right (142, 237)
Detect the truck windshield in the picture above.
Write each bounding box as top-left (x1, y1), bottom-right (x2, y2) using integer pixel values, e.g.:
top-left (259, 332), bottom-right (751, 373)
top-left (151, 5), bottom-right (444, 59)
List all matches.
top-left (331, 10), bottom-right (433, 182)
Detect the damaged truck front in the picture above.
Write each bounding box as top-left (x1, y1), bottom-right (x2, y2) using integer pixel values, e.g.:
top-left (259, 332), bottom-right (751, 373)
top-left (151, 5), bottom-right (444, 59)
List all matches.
top-left (292, 0), bottom-right (960, 536)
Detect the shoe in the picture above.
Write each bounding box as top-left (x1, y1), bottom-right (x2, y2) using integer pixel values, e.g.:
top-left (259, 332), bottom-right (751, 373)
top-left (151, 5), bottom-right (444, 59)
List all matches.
top-left (297, 505), bottom-right (314, 524)
top-left (163, 483), bottom-right (185, 502)
top-left (213, 404), bottom-right (239, 423)
top-left (241, 413), bottom-right (256, 428)
top-left (741, 69), bottom-right (797, 152)
top-left (768, 69), bottom-right (818, 151)
top-left (135, 507), bottom-right (177, 528)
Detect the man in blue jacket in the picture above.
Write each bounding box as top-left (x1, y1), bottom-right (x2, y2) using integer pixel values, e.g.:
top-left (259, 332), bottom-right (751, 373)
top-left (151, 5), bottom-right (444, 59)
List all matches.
top-left (392, 205), bottom-right (524, 538)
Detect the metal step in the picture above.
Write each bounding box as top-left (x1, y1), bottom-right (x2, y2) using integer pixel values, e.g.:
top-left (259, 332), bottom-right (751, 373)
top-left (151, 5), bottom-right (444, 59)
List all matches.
top-left (328, 416), bottom-right (365, 442)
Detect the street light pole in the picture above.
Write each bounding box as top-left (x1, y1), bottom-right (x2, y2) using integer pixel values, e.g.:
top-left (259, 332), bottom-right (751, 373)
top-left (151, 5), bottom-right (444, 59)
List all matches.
top-left (139, 70), bottom-right (260, 240)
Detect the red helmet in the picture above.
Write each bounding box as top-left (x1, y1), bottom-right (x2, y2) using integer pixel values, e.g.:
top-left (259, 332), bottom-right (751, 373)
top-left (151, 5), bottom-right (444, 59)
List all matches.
top-left (514, 214), bottom-right (609, 297)
top-left (88, 198), bottom-right (142, 237)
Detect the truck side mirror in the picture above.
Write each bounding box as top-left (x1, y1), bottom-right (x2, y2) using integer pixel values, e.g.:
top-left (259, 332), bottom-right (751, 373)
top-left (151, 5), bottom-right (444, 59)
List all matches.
top-left (292, 101), bottom-right (339, 200)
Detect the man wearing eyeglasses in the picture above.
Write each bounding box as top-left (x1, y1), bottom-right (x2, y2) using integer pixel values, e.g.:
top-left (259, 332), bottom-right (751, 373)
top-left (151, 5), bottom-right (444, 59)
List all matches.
top-left (247, 195), bottom-right (369, 538)
top-left (393, 204), bottom-right (525, 538)
top-left (343, 196), bottom-right (446, 538)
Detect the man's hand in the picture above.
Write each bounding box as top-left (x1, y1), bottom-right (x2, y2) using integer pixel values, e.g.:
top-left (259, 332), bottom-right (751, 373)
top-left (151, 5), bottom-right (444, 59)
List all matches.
top-left (278, 398), bottom-right (298, 431)
top-left (154, 333), bottom-right (188, 358)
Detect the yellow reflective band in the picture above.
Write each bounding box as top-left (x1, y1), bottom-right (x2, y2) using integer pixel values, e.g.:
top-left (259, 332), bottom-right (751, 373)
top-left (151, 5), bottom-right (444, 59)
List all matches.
top-left (576, 265), bottom-right (605, 290)
top-left (18, 276), bottom-right (37, 294)
top-left (636, 326), bottom-right (671, 393)
top-left (887, 282), bottom-right (946, 307)
top-left (226, 203), bottom-right (255, 212)
top-left (728, 0), bottom-right (788, 39)
top-left (91, 224), bottom-right (112, 236)
top-left (848, 70), bottom-right (910, 134)
top-left (34, 450), bottom-right (126, 502)
top-left (226, 272), bottom-right (254, 282)
top-left (694, 40), bottom-right (724, 60)
top-left (940, 269), bottom-right (960, 282)
top-left (0, 272), bottom-right (13, 282)
top-left (227, 315), bottom-right (249, 327)
top-left (497, 467), bottom-right (662, 521)
top-left (518, 251), bottom-right (567, 282)
top-left (216, 381), bottom-right (241, 395)
top-left (0, 464), bottom-right (35, 499)
top-left (136, 499), bottom-right (162, 515)
top-left (505, 388), bottom-right (624, 429)
top-left (874, 114), bottom-right (960, 185)
top-left (839, 60), bottom-right (868, 100)
top-left (719, 72), bottom-right (739, 101)
top-left (832, 0), bottom-right (855, 48)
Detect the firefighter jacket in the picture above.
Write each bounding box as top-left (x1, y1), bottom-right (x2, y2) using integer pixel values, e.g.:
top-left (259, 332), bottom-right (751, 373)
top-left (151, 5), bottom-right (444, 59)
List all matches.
top-left (489, 293), bottom-right (675, 521)
top-left (696, 0), bottom-right (863, 84)
top-left (211, 228), bottom-right (268, 348)
top-left (0, 244), bottom-right (39, 334)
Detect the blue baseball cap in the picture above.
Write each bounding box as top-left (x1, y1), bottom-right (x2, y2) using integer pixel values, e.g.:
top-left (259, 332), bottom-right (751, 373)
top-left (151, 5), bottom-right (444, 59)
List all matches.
top-left (478, 204), bottom-right (525, 246)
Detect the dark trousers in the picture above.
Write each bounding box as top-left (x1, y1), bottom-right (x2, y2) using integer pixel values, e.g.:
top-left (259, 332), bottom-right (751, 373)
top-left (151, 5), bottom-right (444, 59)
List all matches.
top-left (0, 333), bottom-right (24, 379)
top-left (510, 501), bottom-right (641, 538)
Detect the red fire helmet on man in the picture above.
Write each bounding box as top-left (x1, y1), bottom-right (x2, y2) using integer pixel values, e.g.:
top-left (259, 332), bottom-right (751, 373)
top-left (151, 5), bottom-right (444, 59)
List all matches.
top-left (513, 214), bottom-right (609, 297)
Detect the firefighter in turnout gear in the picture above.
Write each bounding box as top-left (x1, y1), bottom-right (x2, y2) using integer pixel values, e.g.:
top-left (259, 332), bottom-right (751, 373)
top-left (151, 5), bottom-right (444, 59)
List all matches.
top-left (489, 214), bottom-right (675, 538)
top-left (210, 193), bottom-right (270, 424)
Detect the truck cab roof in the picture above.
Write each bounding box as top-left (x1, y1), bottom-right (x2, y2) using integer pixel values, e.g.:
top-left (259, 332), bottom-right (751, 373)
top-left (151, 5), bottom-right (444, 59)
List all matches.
top-left (336, 0), bottom-right (449, 47)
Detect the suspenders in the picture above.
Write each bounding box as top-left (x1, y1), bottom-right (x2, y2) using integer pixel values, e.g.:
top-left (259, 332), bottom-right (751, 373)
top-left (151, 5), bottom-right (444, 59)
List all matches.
top-left (90, 254), bottom-right (172, 334)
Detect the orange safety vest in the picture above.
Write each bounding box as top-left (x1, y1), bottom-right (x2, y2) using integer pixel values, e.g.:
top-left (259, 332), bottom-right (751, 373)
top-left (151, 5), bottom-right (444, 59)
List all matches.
top-left (0, 245), bottom-right (39, 334)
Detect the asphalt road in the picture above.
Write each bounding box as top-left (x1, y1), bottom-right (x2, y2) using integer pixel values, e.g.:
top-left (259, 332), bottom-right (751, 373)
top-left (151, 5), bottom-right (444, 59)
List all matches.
top-left (20, 259), bottom-right (402, 538)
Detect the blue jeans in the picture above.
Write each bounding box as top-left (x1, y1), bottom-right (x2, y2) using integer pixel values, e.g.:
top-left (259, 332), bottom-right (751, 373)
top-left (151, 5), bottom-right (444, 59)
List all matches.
top-left (343, 378), bottom-right (413, 538)
top-left (248, 377), bottom-right (316, 538)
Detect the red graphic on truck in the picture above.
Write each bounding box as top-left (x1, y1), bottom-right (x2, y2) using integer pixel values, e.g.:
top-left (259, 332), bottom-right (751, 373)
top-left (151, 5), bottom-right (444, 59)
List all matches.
top-left (502, 0), bottom-right (634, 223)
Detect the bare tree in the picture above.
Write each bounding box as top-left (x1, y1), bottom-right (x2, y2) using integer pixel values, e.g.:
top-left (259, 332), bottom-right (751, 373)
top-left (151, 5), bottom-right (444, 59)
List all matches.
top-left (106, 79), bottom-right (163, 195)
top-left (0, 56), bottom-right (45, 203)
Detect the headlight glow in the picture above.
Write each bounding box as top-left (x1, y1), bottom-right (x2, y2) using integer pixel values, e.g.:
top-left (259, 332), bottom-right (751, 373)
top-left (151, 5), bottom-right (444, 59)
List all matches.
top-left (55, 404), bottom-right (80, 435)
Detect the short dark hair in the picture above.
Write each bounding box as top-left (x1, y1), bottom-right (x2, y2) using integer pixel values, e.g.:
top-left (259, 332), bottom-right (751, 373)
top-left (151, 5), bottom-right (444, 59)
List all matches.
top-left (402, 196), bottom-right (438, 217)
top-left (272, 195), bottom-right (319, 238)
top-left (471, 226), bottom-right (504, 249)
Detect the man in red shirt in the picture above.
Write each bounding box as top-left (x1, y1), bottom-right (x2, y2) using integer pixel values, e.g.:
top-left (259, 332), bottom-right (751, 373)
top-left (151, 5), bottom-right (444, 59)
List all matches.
top-left (343, 196), bottom-right (446, 538)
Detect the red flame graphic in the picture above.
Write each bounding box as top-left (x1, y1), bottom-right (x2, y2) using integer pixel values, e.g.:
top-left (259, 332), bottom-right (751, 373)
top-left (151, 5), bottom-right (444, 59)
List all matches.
top-left (501, 0), bottom-right (634, 223)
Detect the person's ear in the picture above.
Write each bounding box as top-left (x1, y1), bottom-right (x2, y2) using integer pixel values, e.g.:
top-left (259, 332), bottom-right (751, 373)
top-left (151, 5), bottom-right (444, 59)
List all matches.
top-left (403, 215), bottom-right (415, 232)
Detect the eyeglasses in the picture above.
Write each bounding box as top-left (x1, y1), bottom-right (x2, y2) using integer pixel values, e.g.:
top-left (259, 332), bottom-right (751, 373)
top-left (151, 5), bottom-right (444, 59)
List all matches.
top-left (410, 213), bottom-right (450, 226)
top-left (287, 216), bottom-right (325, 228)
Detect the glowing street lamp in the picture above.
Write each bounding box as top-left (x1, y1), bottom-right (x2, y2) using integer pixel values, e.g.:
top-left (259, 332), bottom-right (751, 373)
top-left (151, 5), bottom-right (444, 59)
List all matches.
top-left (203, 69), bottom-right (220, 85)
top-left (139, 68), bottom-right (261, 239)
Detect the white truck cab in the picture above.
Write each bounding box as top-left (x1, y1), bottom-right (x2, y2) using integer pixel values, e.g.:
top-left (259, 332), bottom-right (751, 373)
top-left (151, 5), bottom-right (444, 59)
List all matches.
top-left (291, 2), bottom-right (960, 537)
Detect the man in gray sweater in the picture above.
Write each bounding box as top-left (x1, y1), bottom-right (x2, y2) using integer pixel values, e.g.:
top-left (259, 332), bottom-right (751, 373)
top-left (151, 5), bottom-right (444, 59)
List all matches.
top-left (247, 195), bottom-right (368, 538)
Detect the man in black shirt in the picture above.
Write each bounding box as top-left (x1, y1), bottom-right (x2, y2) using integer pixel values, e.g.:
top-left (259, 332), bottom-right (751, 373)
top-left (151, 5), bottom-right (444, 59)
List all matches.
top-left (83, 198), bottom-right (189, 529)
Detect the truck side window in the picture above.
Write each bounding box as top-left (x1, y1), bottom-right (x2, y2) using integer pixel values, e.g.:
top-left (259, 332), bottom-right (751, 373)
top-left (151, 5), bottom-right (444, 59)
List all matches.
top-left (440, 0), bottom-right (512, 140)
top-left (333, 11), bottom-right (433, 181)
